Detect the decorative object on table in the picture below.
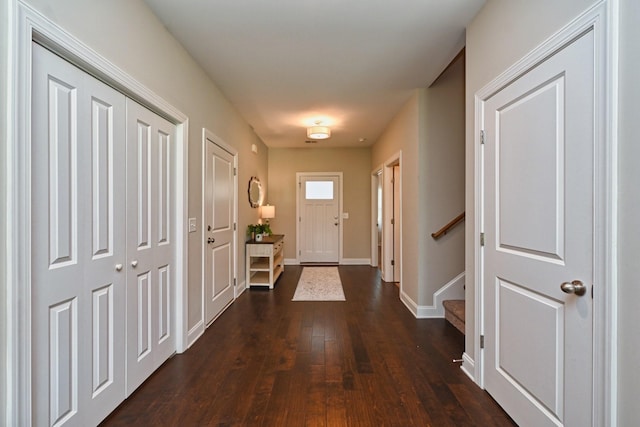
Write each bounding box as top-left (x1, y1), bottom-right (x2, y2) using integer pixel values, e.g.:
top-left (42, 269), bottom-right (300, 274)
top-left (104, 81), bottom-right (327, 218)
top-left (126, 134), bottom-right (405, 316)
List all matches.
top-left (292, 267), bottom-right (345, 301)
top-left (247, 223), bottom-right (272, 242)
top-left (247, 176), bottom-right (263, 208)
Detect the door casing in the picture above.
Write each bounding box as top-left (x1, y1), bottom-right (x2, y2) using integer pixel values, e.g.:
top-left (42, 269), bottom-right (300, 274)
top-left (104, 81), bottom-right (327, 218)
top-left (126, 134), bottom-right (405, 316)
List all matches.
top-left (379, 152), bottom-right (402, 284)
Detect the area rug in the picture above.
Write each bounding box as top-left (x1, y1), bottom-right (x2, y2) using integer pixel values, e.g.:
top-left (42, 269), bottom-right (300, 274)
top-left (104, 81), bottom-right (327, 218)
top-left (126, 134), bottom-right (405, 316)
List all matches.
top-left (292, 267), bottom-right (346, 301)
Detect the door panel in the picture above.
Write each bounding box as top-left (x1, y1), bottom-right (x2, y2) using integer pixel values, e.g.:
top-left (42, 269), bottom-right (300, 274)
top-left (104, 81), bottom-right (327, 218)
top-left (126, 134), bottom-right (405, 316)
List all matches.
top-left (482, 30), bottom-right (594, 426)
top-left (299, 175), bottom-right (340, 263)
top-left (204, 139), bottom-right (235, 325)
top-left (126, 99), bottom-right (176, 395)
top-left (498, 79), bottom-right (565, 259)
top-left (32, 43), bottom-right (126, 426)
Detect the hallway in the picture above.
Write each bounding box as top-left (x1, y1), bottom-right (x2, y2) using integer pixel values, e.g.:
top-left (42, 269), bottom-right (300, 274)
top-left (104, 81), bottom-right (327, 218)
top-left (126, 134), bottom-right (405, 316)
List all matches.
top-left (101, 266), bottom-right (515, 426)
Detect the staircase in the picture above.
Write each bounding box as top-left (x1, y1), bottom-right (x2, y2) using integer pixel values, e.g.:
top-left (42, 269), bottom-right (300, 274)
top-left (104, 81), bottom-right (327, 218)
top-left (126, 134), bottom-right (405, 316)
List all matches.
top-left (442, 300), bottom-right (465, 334)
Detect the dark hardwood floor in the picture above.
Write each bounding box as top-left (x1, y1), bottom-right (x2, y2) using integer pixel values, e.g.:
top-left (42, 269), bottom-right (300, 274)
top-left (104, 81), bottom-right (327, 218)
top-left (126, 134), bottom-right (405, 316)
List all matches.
top-left (101, 266), bottom-right (516, 426)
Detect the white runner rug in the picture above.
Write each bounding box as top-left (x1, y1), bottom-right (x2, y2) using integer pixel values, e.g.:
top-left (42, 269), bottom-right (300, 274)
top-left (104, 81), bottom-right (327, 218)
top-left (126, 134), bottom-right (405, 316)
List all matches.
top-left (292, 267), bottom-right (345, 301)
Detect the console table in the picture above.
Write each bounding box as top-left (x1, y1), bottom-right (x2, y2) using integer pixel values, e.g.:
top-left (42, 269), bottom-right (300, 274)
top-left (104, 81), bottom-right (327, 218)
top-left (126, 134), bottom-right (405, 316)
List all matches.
top-left (245, 234), bottom-right (284, 289)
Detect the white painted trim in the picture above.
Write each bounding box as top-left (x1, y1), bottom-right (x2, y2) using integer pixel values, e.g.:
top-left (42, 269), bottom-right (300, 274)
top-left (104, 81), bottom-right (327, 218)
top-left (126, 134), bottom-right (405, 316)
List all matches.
top-left (187, 320), bottom-right (205, 350)
top-left (599, 0), bottom-right (618, 424)
top-left (235, 280), bottom-right (246, 298)
top-left (283, 258), bottom-right (371, 266)
top-left (460, 352), bottom-right (475, 382)
top-left (340, 258), bottom-right (372, 265)
top-left (415, 272), bottom-right (465, 318)
top-left (399, 291), bottom-right (419, 317)
top-left (473, 2), bottom-right (615, 424)
top-left (472, 92), bottom-right (485, 388)
top-left (5, 0), bottom-right (23, 424)
top-left (370, 166), bottom-right (383, 268)
top-left (9, 3), bottom-right (190, 424)
top-left (381, 151), bottom-right (402, 285)
top-left (200, 128), bottom-right (239, 344)
top-left (399, 272), bottom-right (465, 319)
top-left (295, 172), bottom-right (344, 264)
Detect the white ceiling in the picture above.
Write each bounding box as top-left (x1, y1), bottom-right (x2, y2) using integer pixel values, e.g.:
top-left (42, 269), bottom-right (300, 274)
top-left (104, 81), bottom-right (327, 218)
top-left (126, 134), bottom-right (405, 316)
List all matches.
top-left (144, 0), bottom-right (485, 148)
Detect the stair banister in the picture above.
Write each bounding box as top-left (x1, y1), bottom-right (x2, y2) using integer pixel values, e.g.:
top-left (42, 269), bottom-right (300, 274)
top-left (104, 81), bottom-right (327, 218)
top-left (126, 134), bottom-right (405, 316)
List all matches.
top-left (431, 212), bottom-right (465, 240)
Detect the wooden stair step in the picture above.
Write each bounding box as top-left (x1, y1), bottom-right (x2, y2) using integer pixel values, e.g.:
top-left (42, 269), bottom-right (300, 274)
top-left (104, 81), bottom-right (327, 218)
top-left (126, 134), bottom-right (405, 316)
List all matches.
top-left (443, 299), bottom-right (465, 334)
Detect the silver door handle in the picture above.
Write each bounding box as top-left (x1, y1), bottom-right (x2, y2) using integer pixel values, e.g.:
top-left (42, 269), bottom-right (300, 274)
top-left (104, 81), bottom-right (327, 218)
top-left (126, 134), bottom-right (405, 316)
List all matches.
top-left (131, 260), bottom-right (138, 268)
top-left (115, 263), bottom-right (123, 272)
top-left (560, 280), bottom-right (586, 296)
top-left (207, 237), bottom-right (215, 244)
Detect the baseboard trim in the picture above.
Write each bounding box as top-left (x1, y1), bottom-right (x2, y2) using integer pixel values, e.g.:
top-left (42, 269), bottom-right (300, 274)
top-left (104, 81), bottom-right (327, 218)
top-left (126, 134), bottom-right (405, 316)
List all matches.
top-left (186, 320), bottom-right (205, 349)
top-left (420, 272), bottom-right (465, 318)
top-left (402, 272), bottom-right (466, 319)
top-left (400, 290), bottom-right (420, 317)
top-left (285, 258), bottom-right (372, 266)
top-left (340, 258), bottom-right (371, 265)
top-left (235, 280), bottom-right (246, 297)
top-left (460, 352), bottom-right (476, 383)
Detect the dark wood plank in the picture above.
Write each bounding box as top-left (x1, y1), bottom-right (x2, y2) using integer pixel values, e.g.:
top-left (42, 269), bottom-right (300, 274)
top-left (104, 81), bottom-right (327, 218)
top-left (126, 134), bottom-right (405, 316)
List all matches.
top-left (100, 266), bottom-right (516, 427)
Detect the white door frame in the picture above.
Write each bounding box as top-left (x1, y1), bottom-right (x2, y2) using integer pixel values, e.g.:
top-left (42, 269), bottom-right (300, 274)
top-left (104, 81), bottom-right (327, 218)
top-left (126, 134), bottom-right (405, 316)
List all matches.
top-left (370, 167), bottom-right (383, 268)
top-left (295, 172), bottom-right (343, 264)
top-left (200, 128), bottom-right (238, 334)
top-left (380, 152), bottom-right (402, 284)
top-left (6, 4), bottom-right (190, 424)
top-left (472, 2), bottom-right (617, 424)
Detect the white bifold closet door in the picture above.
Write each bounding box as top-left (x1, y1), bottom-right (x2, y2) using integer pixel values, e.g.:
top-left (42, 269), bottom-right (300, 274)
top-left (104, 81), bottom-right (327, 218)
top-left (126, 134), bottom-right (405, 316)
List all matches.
top-left (32, 42), bottom-right (127, 427)
top-left (125, 99), bottom-right (176, 396)
top-left (31, 43), bottom-right (177, 426)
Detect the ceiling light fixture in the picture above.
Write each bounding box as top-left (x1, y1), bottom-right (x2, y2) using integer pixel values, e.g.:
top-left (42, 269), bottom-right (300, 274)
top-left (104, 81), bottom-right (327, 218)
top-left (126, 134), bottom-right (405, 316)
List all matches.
top-left (307, 121), bottom-right (331, 140)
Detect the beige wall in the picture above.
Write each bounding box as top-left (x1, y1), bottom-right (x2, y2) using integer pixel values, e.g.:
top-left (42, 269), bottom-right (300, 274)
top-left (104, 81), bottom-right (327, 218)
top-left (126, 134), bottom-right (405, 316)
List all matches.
top-left (419, 56), bottom-right (466, 305)
top-left (18, 0), bottom-right (269, 334)
top-left (267, 147), bottom-right (371, 261)
top-left (372, 92), bottom-right (421, 303)
top-left (465, 0), bottom-right (597, 365)
top-left (371, 58), bottom-right (466, 309)
top-left (617, 0), bottom-right (640, 423)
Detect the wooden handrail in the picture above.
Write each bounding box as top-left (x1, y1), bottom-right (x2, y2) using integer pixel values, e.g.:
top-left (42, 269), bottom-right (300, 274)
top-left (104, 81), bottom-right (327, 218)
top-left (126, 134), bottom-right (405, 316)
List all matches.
top-left (431, 212), bottom-right (465, 240)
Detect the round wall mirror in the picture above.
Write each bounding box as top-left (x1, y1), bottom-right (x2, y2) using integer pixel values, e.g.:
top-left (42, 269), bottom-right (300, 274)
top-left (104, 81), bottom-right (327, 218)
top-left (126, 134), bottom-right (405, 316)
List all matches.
top-left (248, 176), bottom-right (263, 208)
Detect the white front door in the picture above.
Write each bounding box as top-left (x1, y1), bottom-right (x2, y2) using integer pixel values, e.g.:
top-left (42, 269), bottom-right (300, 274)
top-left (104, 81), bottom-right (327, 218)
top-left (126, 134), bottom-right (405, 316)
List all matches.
top-left (299, 174), bottom-right (340, 263)
top-left (31, 43), bottom-right (127, 426)
top-left (481, 29), bottom-right (595, 426)
top-left (125, 99), bottom-right (176, 395)
top-left (204, 137), bottom-right (236, 324)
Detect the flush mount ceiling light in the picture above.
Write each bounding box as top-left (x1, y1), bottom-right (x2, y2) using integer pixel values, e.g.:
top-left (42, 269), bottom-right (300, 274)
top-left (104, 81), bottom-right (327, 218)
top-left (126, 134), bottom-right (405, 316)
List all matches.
top-left (307, 121), bottom-right (331, 140)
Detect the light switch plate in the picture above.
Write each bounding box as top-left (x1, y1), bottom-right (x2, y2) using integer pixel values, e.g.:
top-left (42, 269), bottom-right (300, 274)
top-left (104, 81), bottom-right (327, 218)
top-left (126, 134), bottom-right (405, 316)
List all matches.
top-left (342, 212), bottom-right (349, 219)
top-left (188, 218), bottom-right (197, 232)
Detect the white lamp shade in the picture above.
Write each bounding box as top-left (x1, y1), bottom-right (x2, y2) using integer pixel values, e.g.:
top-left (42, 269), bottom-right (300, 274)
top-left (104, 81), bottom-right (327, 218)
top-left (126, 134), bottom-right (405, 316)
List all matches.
top-left (307, 126), bottom-right (331, 139)
top-left (261, 205), bottom-right (275, 219)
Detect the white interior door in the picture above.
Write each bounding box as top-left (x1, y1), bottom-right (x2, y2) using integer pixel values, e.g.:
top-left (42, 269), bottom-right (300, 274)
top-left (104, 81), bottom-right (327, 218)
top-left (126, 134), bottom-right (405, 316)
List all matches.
top-left (392, 165), bottom-right (401, 282)
top-left (482, 29), bottom-right (594, 426)
top-left (126, 99), bottom-right (176, 395)
top-left (204, 138), bottom-right (236, 325)
top-left (31, 43), bottom-right (126, 426)
top-left (299, 174), bottom-right (340, 263)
